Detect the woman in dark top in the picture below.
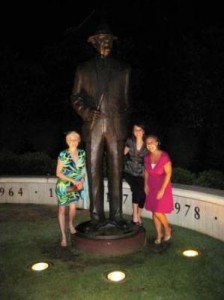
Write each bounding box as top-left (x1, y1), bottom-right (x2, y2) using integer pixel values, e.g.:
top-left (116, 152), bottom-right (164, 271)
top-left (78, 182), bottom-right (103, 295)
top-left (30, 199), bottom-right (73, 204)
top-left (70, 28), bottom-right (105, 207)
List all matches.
top-left (124, 123), bottom-right (147, 225)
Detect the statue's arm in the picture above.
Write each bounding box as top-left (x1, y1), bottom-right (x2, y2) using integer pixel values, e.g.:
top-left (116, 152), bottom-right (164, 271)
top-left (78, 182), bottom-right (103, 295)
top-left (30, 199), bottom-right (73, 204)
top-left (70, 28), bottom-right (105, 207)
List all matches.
top-left (124, 66), bottom-right (131, 113)
top-left (70, 67), bottom-right (92, 121)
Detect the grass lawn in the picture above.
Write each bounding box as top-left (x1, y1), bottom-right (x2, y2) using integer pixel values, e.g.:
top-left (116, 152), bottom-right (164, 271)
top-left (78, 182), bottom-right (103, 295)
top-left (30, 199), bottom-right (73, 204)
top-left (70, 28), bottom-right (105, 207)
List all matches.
top-left (0, 203), bottom-right (224, 300)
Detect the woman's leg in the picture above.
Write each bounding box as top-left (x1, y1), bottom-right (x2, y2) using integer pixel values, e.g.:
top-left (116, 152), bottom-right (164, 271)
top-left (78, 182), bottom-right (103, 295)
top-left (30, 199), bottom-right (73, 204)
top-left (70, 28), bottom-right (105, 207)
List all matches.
top-left (133, 203), bottom-right (139, 223)
top-left (58, 205), bottom-right (67, 247)
top-left (137, 207), bottom-right (142, 223)
top-left (137, 176), bottom-right (145, 224)
top-left (69, 203), bottom-right (77, 234)
top-left (153, 213), bottom-right (163, 243)
top-left (124, 173), bottom-right (138, 223)
top-left (154, 212), bottom-right (172, 240)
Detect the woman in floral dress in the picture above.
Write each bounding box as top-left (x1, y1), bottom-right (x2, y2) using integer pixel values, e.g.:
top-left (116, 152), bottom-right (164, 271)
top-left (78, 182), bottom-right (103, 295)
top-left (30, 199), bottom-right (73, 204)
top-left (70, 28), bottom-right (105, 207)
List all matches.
top-left (56, 131), bottom-right (87, 247)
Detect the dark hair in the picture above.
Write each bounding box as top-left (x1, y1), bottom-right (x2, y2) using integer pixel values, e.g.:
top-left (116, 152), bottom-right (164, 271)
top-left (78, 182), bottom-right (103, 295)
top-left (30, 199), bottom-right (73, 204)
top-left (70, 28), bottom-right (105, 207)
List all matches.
top-left (132, 122), bottom-right (145, 132)
top-left (145, 134), bottom-right (161, 147)
top-left (131, 122), bottom-right (146, 141)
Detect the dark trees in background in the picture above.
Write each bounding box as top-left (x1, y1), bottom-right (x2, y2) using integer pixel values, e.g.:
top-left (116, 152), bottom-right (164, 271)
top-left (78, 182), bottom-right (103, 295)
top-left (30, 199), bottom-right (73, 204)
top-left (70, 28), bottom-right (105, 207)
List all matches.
top-left (163, 25), bottom-right (224, 171)
top-left (0, 22), bottom-right (223, 172)
top-left (123, 24), bottom-right (224, 172)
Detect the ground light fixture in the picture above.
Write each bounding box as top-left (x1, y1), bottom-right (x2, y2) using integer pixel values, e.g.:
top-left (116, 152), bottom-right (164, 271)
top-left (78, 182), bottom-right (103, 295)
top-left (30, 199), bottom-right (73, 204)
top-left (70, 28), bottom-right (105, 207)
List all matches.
top-left (30, 261), bottom-right (52, 271)
top-left (105, 270), bottom-right (127, 282)
top-left (182, 249), bottom-right (200, 257)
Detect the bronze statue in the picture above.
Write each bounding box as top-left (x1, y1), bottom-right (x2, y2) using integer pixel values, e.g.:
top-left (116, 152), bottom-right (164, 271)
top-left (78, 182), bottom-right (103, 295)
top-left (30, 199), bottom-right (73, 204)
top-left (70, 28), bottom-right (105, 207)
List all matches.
top-left (71, 24), bottom-right (131, 229)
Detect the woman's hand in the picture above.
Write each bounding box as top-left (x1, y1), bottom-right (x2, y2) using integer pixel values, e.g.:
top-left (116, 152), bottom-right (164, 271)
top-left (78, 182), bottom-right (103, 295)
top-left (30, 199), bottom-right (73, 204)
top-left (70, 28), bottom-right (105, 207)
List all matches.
top-left (71, 179), bottom-right (82, 190)
top-left (124, 146), bottom-right (129, 155)
top-left (144, 169), bottom-right (149, 195)
top-left (144, 185), bottom-right (149, 195)
top-left (76, 180), bottom-right (84, 191)
top-left (157, 189), bottom-right (165, 200)
top-left (156, 162), bottom-right (172, 200)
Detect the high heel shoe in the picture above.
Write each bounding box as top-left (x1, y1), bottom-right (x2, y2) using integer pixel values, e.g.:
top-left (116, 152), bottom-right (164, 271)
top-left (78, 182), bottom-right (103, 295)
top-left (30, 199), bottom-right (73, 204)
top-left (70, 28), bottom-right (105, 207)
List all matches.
top-left (60, 240), bottom-right (67, 247)
top-left (164, 226), bottom-right (173, 242)
top-left (163, 235), bottom-right (171, 242)
top-left (154, 235), bottom-right (164, 245)
top-left (154, 239), bottom-right (162, 245)
top-left (132, 221), bottom-right (142, 226)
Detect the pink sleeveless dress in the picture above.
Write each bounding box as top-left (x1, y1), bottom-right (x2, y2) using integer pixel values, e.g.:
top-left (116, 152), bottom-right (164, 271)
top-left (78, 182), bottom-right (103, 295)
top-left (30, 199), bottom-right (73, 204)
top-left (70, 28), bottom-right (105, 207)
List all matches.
top-left (144, 151), bottom-right (173, 213)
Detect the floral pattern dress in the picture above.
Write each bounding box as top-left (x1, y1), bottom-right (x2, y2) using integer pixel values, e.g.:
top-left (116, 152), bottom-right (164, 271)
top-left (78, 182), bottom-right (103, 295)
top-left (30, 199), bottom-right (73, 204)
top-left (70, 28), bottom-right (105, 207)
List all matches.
top-left (56, 149), bottom-right (87, 206)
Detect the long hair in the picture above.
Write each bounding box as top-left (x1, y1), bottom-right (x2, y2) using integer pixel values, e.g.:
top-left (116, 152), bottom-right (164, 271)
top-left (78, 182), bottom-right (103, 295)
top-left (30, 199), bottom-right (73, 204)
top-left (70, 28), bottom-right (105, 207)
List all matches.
top-left (131, 122), bottom-right (146, 141)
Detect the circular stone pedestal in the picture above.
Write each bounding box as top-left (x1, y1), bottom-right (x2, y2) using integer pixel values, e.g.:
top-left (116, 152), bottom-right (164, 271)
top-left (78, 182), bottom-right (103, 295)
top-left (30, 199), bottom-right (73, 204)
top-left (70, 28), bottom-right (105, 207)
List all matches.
top-left (71, 220), bottom-right (146, 256)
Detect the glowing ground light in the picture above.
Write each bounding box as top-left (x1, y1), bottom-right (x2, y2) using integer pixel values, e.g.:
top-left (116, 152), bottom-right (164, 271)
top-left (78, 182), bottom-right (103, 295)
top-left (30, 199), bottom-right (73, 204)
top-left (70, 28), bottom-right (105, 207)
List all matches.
top-left (106, 270), bottom-right (126, 282)
top-left (31, 262), bottom-right (49, 271)
top-left (182, 250), bottom-right (199, 257)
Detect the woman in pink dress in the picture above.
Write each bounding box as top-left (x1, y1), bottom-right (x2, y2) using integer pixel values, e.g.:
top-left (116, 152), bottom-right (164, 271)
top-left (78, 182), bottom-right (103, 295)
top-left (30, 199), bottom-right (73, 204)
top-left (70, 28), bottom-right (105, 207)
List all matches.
top-left (144, 135), bottom-right (173, 245)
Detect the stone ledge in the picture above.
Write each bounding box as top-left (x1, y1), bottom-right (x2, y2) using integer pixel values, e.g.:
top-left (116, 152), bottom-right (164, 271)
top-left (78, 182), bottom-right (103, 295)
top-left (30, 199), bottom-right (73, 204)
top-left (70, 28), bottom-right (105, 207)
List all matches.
top-left (0, 176), bottom-right (223, 242)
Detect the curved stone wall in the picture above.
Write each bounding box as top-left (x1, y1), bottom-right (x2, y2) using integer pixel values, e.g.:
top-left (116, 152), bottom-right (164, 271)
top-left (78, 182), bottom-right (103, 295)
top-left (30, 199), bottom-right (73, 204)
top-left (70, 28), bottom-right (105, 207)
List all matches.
top-left (0, 176), bottom-right (223, 242)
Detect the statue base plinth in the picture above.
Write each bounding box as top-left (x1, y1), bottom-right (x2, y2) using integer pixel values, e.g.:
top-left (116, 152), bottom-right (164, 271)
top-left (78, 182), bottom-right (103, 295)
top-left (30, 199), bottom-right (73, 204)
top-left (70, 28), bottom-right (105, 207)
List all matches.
top-left (71, 220), bottom-right (146, 256)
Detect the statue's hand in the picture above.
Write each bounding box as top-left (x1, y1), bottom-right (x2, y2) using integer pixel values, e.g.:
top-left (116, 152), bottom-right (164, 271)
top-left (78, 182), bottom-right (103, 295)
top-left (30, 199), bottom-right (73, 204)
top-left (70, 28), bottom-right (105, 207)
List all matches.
top-left (88, 109), bottom-right (101, 121)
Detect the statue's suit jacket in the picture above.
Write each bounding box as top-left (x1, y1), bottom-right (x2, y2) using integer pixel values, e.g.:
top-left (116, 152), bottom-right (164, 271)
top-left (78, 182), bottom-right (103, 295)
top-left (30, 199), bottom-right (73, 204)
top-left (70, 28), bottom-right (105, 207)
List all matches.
top-left (71, 56), bottom-right (131, 141)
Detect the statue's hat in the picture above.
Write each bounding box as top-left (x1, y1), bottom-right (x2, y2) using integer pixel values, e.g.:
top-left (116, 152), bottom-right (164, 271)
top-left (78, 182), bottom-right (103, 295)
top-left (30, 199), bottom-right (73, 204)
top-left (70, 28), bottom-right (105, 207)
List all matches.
top-left (87, 24), bottom-right (117, 43)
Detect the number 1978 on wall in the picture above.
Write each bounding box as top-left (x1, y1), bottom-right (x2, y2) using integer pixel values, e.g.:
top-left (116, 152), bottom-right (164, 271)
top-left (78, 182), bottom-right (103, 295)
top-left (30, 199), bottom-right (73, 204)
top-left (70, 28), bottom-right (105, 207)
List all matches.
top-left (175, 202), bottom-right (200, 220)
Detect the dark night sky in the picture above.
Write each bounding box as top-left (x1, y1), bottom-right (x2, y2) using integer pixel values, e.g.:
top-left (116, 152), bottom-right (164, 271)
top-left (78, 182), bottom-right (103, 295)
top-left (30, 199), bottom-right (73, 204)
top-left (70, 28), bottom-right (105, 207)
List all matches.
top-left (1, 0), bottom-right (224, 172)
top-left (2, 0), bottom-right (223, 52)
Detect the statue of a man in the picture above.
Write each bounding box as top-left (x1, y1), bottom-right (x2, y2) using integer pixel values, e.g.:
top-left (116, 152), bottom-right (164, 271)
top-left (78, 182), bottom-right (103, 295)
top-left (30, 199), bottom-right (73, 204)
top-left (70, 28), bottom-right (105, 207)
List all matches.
top-left (71, 24), bottom-right (131, 228)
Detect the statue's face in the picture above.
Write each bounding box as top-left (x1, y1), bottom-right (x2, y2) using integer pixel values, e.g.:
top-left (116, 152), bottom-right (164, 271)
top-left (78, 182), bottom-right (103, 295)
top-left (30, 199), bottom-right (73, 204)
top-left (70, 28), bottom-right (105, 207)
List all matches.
top-left (93, 34), bottom-right (113, 57)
